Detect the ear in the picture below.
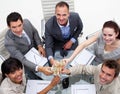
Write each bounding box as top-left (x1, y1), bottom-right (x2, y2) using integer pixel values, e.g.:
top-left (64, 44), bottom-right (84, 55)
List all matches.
top-left (113, 75), bottom-right (118, 80)
top-left (116, 32), bottom-right (119, 37)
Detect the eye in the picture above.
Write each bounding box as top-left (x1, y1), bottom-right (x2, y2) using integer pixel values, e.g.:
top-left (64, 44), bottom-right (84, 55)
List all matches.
top-left (106, 73), bottom-right (112, 77)
top-left (101, 70), bottom-right (104, 73)
top-left (103, 34), bottom-right (106, 36)
top-left (56, 14), bottom-right (60, 16)
top-left (108, 34), bottom-right (113, 37)
top-left (18, 24), bottom-right (22, 27)
top-left (63, 14), bottom-right (67, 16)
top-left (11, 26), bottom-right (17, 29)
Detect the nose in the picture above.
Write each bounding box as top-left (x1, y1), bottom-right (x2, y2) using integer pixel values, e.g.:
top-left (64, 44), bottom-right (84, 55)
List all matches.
top-left (15, 70), bottom-right (22, 76)
top-left (59, 15), bottom-right (64, 20)
top-left (101, 73), bottom-right (106, 79)
top-left (105, 37), bottom-right (108, 40)
top-left (16, 71), bottom-right (20, 76)
top-left (104, 35), bottom-right (110, 40)
top-left (16, 27), bottom-right (20, 32)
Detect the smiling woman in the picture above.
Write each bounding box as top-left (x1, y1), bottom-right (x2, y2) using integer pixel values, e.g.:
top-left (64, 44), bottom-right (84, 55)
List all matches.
top-left (0, 57), bottom-right (26, 94)
top-left (63, 20), bottom-right (120, 66)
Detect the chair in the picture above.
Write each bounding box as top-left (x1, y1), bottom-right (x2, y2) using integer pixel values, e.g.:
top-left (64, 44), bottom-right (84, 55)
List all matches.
top-left (0, 55), bottom-right (5, 82)
top-left (86, 30), bottom-right (101, 40)
top-left (0, 28), bottom-right (10, 82)
top-left (0, 28), bottom-right (10, 59)
top-left (40, 0), bottom-right (76, 43)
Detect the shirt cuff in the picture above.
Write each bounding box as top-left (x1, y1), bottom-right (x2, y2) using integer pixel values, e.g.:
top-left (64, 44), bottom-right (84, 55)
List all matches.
top-left (35, 66), bottom-right (39, 71)
top-left (48, 56), bottom-right (53, 60)
top-left (71, 38), bottom-right (76, 43)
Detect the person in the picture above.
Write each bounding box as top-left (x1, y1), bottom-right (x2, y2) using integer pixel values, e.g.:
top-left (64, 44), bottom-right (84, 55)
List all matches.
top-left (63, 20), bottom-right (120, 66)
top-left (4, 12), bottom-right (48, 79)
top-left (0, 57), bottom-right (60, 94)
top-left (62, 59), bottom-right (120, 94)
top-left (45, 1), bottom-right (83, 66)
top-left (0, 57), bottom-right (26, 94)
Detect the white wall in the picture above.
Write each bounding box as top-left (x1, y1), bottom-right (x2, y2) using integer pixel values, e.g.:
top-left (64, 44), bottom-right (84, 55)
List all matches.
top-left (0, 0), bottom-right (43, 36)
top-left (0, 0), bottom-right (120, 39)
top-left (74, 0), bottom-right (120, 39)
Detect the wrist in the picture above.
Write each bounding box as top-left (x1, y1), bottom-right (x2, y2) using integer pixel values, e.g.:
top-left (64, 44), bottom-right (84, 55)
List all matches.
top-left (67, 69), bottom-right (71, 75)
top-left (67, 72), bottom-right (71, 75)
top-left (38, 45), bottom-right (43, 49)
top-left (50, 58), bottom-right (55, 65)
top-left (38, 66), bottom-right (44, 72)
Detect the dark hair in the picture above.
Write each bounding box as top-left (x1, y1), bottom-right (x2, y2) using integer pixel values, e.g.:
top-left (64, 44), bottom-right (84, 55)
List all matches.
top-left (55, 1), bottom-right (69, 10)
top-left (102, 60), bottom-right (120, 78)
top-left (102, 20), bottom-right (120, 39)
top-left (1, 57), bottom-right (23, 82)
top-left (7, 12), bottom-right (23, 26)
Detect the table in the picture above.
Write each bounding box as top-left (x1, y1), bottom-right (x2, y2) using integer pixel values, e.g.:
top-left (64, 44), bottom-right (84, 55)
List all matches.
top-left (28, 73), bottom-right (89, 94)
top-left (33, 63), bottom-right (90, 94)
top-left (26, 74), bottom-right (89, 94)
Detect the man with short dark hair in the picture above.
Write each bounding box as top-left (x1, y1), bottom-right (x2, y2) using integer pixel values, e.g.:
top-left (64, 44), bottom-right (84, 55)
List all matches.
top-left (5, 12), bottom-right (51, 79)
top-left (45, 1), bottom-right (83, 66)
top-left (62, 60), bottom-right (120, 94)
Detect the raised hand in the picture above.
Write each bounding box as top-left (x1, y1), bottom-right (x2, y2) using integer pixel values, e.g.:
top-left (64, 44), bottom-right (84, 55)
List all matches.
top-left (38, 66), bottom-right (53, 76)
top-left (62, 58), bottom-right (71, 66)
top-left (37, 76), bottom-right (60, 94)
top-left (61, 68), bottom-right (71, 75)
top-left (51, 60), bottom-right (65, 76)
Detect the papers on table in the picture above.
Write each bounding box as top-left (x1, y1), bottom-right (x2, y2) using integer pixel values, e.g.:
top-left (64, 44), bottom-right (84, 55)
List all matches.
top-left (70, 49), bottom-right (95, 66)
top-left (24, 47), bottom-right (48, 66)
top-left (71, 84), bottom-right (96, 94)
top-left (26, 80), bottom-right (52, 94)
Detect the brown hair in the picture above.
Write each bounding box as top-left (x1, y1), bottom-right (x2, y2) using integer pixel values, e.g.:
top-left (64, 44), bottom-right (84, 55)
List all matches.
top-left (55, 1), bottom-right (69, 10)
top-left (1, 57), bottom-right (23, 83)
top-left (102, 60), bottom-right (120, 78)
top-left (102, 21), bottom-right (120, 39)
top-left (7, 12), bottom-right (23, 26)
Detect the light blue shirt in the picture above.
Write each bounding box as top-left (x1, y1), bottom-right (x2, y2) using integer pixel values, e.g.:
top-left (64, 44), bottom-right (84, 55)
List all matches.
top-left (48, 20), bottom-right (76, 60)
top-left (58, 20), bottom-right (76, 43)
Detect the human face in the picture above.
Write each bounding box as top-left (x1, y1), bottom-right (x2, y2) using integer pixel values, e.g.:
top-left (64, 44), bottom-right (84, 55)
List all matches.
top-left (55, 6), bottom-right (69, 26)
top-left (102, 27), bottom-right (118, 45)
top-left (9, 19), bottom-right (23, 36)
top-left (99, 65), bottom-right (116, 85)
top-left (5, 68), bottom-right (23, 84)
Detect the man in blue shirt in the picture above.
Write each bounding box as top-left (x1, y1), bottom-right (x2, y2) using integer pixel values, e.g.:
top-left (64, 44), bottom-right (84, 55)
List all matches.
top-left (45, 1), bottom-right (83, 66)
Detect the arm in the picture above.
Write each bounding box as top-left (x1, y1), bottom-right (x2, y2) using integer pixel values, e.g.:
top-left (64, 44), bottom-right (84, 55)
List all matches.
top-left (37, 76), bottom-right (60, 94)
top-left (62, 64), bottom-right (97, 76)
top-left (24, 19), bottom-right (45, 56)
top-left (63, 32), bottom-right (99, 64)
top-left (4, 37), bottom-right (36, 71)
top-left (45, 22), bottom-right (55, 65)
top-left (38, 66), bottom-right (53, 76)
top-left (64, 13), bottom-right (83, 50)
